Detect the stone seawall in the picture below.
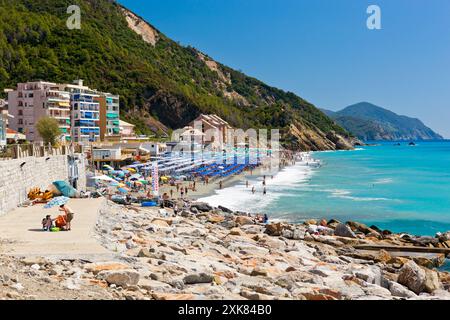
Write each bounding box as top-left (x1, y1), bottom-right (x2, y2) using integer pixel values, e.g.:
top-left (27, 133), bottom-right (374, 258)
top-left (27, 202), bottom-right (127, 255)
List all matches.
top-left (0, 154), bottom-right (86, 215)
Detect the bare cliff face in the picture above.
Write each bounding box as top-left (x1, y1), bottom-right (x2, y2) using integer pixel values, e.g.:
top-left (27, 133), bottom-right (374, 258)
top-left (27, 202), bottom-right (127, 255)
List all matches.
top-left (121, 8), bottom-right (159, 46)
top-left (287, 122), bottom-right (356, 151)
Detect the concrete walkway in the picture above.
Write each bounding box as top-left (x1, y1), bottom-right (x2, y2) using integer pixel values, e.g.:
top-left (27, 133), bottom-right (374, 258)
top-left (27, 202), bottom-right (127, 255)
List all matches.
top-left (0, 198), bottom-right (111, 260)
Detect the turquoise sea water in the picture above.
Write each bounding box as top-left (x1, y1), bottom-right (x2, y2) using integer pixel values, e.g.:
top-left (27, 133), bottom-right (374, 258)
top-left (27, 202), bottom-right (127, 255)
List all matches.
top-left (268, 140), bottom-right (450, 236)
top-left (201, 141), bottom-right (450, 236)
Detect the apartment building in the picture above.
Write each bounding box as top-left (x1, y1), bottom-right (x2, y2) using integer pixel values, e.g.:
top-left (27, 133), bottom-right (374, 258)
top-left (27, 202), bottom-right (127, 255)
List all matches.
top-left (188, 114), bottom-right (233, 150)
top-left (7, 80), bottom-right (120, 144)
top-left (7, 81), bottom-right (72, 143)
top-left (65, 80), bottom-right (101, 144)
top-left (66, 80), bottom-right (121, 144)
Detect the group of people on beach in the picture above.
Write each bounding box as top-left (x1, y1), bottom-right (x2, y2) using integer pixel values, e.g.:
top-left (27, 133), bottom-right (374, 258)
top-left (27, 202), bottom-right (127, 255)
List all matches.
top-left (41, 204), bottom-right (74, 232)
top-left (246, 175), bottom-right (273, 195)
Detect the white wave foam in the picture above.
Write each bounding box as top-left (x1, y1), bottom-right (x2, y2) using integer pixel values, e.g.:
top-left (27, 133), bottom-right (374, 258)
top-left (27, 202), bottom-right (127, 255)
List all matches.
top-left (374, 178), bottom-right (394, 184)
top-left (198, 158), bottom-right (318, 213)
top-left (326, 188), bottom-right (391, 202)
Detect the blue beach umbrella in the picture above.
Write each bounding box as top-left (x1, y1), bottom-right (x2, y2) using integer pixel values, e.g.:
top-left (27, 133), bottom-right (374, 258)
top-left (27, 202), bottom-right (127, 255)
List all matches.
top-left (44, 196), bottom-right (70, 209)
top-left (118, 188), bottom-right (129, 194)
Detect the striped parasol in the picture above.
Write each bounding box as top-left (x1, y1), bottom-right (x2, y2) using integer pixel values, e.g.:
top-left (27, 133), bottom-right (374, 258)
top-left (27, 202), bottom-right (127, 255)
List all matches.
top-left (44, 196), bottom-right (70, 209)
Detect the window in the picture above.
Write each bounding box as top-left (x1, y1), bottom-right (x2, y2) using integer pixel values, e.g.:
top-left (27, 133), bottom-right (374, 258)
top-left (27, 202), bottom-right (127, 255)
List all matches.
top-left (18, 110), bottom-right (23, 116)
top-left (74, 103), bottom-right (78, 110)
top-left (18, 119), bottom-right (23, 125)
top-left (18, 127), bottom-right (23, 133)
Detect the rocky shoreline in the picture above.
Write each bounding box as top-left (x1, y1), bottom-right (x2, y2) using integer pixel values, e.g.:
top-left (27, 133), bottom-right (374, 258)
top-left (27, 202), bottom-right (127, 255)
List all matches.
top-left (1, 199), bottom-right (450, 300)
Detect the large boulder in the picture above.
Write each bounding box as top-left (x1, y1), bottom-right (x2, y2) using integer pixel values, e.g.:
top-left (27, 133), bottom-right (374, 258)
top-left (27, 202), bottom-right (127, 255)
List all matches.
top-left (218, 205), bottom-right (233, 213)
top-left (98, 269), bottom-right (140, 287)
top-left (423, 269), bottom-right (442, 293)
top-left (353, 266), bottom-right (382, 286)
top-left (334, 223), bottom-right (357, 238)
top-left (397, 261), bottom-right (427, 294)
top-left (208, 214), bottom-right (225, 224)
top-left (190, 202), bottom-right (213, 212)
top-left (22, 256), bottom-right (49, 266)
top-left (409, 236), bottom-right (439, 247)
top-left (346, 221), bottom-right (367, 233)
top-left (387, 281), bottom-right (416, 298)
top-left (183, 272), bottom-right (214, 284)
top-left (265, 223), bottom-right (283, 236)
top-left (151, 218), bottom-right (171, 227)
top-left (235, 216), bottom-right (254, 226)
top-left (84, 262), bottom-right (131, 275)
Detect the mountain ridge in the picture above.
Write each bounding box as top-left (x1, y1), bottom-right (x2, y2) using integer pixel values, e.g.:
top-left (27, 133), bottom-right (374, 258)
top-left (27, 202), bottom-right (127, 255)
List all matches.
top-left (322, 102), bottom-right (443, 141)
top-left (0, 0), bottom-right (356, 150)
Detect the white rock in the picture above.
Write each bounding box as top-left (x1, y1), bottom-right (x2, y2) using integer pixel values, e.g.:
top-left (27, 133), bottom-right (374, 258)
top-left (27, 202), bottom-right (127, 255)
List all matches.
top-left (388, 281), bottom-right (417, 298)
top-left (11, 283), bottom-right (24, 291)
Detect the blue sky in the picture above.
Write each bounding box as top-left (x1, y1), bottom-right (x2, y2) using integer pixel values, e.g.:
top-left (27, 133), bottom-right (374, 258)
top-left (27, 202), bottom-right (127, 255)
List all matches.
top-left (119, 0), bottom-right (450, 137)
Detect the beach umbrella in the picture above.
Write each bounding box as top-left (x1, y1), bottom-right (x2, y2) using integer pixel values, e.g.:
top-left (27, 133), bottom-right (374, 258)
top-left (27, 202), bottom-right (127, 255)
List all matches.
top-left (130, 173), bottom-right (142, 181)
top-left (93, 175), bottom-right (116, 182)
top-left (118, 187), bottom-right (129, 194)
top-left (126, 168), bottom-right (137, 173)
top-left (103, 165), bottom-right (114, 171)
top-left (110, 181), bottom-right (125, 187)
top-left (139, 179), bottom-right (149, 185)
top-left (44, 196), bottom-right (70, 209)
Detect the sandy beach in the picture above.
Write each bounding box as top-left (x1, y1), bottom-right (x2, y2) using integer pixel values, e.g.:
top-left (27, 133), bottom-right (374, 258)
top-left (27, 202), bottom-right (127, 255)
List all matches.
top-left (158, 153), bottom-right (299, 202)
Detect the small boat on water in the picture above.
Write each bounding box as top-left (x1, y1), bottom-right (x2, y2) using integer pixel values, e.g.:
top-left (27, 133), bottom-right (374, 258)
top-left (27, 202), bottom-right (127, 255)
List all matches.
top-left (409, 142), bottom-right (416, 146)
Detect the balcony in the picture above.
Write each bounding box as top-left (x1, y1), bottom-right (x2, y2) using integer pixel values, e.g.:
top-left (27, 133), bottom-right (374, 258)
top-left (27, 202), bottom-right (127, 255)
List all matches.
top-left (106, 113), bottom-right (119, 120)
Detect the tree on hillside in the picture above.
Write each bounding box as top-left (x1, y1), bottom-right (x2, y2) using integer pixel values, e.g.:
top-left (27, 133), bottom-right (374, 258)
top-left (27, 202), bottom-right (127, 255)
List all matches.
top-left (36, 117), bottom-right (61, 147)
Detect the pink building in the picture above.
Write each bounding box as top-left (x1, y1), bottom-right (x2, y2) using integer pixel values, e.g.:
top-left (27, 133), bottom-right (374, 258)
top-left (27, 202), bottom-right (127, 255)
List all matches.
top-left (189, 114), bottom-right (233, 150)
top-left (7, 81), bottom-right (71, 143)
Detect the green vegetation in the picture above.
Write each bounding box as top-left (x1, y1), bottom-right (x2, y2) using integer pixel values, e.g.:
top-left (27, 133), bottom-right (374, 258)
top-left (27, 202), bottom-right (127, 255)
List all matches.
top-left (36, 117), bottom-right (61, 146)
top-left (0, 0), bottom-right (351, 149)
top-left (324, 102), bottom-right (443, 141)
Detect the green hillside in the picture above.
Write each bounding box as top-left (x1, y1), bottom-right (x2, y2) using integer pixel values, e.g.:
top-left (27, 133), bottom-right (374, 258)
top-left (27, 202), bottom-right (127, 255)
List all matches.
top-left (0, 0), bottom-right (354, 150)
top-left (326, 102), bottom-right (443, 141)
